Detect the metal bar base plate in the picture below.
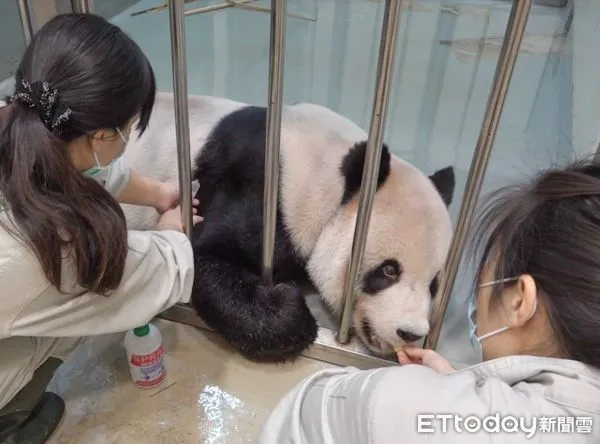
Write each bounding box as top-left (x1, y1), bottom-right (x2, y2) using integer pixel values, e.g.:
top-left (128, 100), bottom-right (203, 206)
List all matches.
top-left (158, 304), bottom-right (397, 370)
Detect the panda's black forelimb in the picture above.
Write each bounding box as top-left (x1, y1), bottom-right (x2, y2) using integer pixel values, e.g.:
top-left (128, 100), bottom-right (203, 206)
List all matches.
top-left (190, 244), bottom-right (318, 363)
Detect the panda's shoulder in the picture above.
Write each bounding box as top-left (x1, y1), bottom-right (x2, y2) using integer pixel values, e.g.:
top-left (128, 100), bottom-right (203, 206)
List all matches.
top-left (209, 105), bottom-right (268, 140)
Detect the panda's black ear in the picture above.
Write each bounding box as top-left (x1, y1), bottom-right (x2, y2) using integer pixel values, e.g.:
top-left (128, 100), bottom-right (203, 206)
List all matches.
top-left (429, 166), bottom-right (455, 207)
top-left (340, 141), bottom-right (391, 205)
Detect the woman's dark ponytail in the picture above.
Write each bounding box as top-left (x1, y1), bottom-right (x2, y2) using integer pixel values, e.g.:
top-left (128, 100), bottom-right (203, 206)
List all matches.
top-left (0, 13), bottom-right (156, 295)
top-left (0, 97), bottom-right (128, 294)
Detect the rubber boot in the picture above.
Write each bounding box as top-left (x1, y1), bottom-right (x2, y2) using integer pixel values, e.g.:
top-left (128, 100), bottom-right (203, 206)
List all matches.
top-left (0, 392), bottom-right (65, 444)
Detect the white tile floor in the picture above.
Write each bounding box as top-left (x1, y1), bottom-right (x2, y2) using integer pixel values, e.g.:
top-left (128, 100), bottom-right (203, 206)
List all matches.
top-left (48, 319), bottom-right (334, 443)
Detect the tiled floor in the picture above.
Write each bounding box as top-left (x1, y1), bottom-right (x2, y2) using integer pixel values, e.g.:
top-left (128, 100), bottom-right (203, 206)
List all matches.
top-left (47, 319), bottom-right (334, 443)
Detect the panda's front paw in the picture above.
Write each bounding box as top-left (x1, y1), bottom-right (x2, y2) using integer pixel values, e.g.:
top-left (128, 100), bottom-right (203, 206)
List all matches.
top-left (242, 281), bottom-right (318, 362)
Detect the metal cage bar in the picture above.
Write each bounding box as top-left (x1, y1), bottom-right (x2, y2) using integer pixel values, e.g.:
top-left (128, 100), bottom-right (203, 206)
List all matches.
top-left (337, 0), bottom-right (403, 344)
top-left (71, 0), bottom-right (93, 13)
top-left (424, 0), bottom-right (533, 350)
top-left (262, 0), bottom-right (287, 286)
top-left (16, 0), bottom-right (34, 45)
top-left (169, 0), bottom-right (193, 237)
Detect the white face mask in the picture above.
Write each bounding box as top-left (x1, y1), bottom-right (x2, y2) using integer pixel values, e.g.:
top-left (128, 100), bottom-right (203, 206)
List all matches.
top-left (468, 277), bottom-right (537, 361)
top-left (82, 127), bottom-right (128, 184)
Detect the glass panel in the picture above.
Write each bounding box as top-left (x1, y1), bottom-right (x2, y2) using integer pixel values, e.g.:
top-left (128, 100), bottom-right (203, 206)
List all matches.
top-left (94, 0), bottom-right (141, 19)
top-left (102, 0), bottom-right (318, 100)
top-left (437, 0), bottom-right (577, 365)
top-left (0, 1), bottom-right (26, 93)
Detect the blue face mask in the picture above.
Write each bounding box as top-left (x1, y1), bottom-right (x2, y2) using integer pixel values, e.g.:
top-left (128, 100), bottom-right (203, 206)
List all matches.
top-left (468, 277), bottom-right (537, 361)
top-left (83, 127), bottom-right (128, 183)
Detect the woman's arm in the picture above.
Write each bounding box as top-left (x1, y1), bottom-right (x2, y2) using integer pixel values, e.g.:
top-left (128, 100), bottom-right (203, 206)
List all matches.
top-left (117, 170), bottom-right (165, 209)
top-left (7, 229), bottom-right (194, 337)
top-left (100, 157), bottom-right (180, 213)
top-left (118, 170), bottom-right (183, 214)
top-left (259, 364), bottom-right (486, 444)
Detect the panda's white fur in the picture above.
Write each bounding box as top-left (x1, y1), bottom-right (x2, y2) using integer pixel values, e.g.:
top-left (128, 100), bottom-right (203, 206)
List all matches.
top-left (122, 92), bottom-right (455, 360)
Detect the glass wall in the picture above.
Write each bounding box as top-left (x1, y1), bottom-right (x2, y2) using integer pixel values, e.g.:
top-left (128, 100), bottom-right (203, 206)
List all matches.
top-left (3, 0), bottom-right (595, 365)
top-left (0, 1), bottom-right (25, 89)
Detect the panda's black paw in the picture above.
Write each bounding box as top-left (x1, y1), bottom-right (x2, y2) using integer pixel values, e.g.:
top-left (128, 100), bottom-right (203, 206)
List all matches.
top-left (233, 281), bottom-right (318, 363)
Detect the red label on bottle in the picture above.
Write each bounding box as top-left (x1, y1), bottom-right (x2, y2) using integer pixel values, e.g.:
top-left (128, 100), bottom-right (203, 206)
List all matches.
top-left (130, 344), bottom-right (165, 367)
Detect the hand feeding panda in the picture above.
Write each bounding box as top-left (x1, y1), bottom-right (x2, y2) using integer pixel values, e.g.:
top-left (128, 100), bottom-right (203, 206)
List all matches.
top-left (122, 92), bottom-right (455, 362)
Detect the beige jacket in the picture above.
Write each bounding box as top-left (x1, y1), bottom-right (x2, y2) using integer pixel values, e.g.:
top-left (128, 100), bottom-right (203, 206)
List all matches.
top-left (0, 211), bottom-right (194, 409)
top-left (261, 355), bottom-right (600, 443)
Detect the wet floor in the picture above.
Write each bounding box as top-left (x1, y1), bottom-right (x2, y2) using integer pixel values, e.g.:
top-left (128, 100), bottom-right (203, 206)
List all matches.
top-left (47, 319), bottom-right (334, 443)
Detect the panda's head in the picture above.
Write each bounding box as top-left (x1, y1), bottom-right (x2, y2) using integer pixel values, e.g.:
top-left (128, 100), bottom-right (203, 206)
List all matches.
top-left (308, 142), bottom-right (455, 356)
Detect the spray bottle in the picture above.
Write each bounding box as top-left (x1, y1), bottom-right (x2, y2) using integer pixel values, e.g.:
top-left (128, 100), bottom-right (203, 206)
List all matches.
top-left (124, 323), bottom-right (166, 389)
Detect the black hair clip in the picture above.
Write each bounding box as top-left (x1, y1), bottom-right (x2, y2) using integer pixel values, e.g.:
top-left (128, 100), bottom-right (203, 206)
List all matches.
top-left (10, 79), bottom-right (73, 137)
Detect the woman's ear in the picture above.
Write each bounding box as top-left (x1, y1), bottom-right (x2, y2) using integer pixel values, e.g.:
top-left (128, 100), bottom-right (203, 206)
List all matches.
top-left (90, 128), bottom-right (118, 142)
top-left (505, 274), bottom-right (538, 328)
top-left (88, 128), bottom-right (120, 153)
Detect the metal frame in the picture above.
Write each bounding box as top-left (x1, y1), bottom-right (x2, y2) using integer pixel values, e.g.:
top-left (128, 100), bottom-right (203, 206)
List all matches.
top-left (262, 0), bottom-right (286, 286)
top-left (71, 0), bottom-right (93, 13)
top-left (424, 0), bottom-right (533, 349)
top-left (15, 0), bottom-right (94, 47)
top-left (16, 0), bottom-right (34, 45)
top-left (338, 0), bottom-right (403, 344)
top-left (158, 0), bottom-right (534, 369)
top-left (168, 0), bottom-right (194, 236)
top-left (132, 0), bottom-right (315, 22)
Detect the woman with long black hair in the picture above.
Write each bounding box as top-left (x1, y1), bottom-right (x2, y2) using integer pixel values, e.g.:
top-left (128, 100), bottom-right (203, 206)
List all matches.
top-left (0, 13), bottom-right (200, 443)
top-left (261, 159), bottom-right (600, 443)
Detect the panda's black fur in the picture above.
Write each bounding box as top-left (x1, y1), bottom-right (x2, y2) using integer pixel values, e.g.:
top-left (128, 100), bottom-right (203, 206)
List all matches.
top-left (189, 105), bottom-right (394, 362)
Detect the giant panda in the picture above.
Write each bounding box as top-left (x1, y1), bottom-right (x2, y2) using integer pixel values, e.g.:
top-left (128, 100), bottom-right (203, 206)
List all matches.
top-left (122, 92), bottom-right (456, 363)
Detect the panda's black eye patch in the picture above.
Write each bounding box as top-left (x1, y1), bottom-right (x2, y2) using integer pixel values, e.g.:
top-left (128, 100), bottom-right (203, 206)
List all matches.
top-left (362, 259), bottom-right (402, 295)
top-left (430, 273), bottom-right (440, 299)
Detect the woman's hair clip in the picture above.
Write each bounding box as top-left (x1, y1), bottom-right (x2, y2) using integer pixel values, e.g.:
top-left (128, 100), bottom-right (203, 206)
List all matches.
top-left (10, 79), bottom-right (73, 137)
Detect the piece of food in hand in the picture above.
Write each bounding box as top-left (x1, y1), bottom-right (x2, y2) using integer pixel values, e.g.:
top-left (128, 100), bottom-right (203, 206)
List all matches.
top-left (393, 343), bottom-right (404, 353)
top-left (191, 180), bottom-right (200, 196)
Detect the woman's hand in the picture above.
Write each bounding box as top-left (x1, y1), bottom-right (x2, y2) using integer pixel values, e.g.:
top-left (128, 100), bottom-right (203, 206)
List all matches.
top-left (155, 182), bottom-right (200, 215)
top-left (396, 346), bottom-right (455, 374)
top-left (156, 206), bottom-right (203, 232)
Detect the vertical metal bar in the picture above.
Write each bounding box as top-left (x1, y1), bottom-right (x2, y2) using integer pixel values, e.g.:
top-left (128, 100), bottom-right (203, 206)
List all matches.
top-left (337, 0), bottom-right (403, 344)
top-left (168, 0), bottom-right (193, 237)
top-left (16, 0), bottom-right (34, 45)
top-left (71, 0), bottom-right (93, 13)
top-left (424, 0), bottom-right (533, 350)
top-left (261, 0), bottom-right (286, 286)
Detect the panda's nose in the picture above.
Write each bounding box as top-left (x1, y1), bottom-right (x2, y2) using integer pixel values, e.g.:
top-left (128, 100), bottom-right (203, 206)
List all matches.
top-left (396, 329), bottom-right (423, 343)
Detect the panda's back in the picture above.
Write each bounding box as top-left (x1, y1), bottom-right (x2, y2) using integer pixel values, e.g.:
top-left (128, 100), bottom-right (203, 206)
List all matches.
top-left (197, 102), bottom-right (368, 259)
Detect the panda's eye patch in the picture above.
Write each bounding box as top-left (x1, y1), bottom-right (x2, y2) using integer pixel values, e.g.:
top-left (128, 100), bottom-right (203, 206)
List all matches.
top-left (362, 259), bottom-right (402, 295)
top-left (429, 273), bottom-right (440, 299)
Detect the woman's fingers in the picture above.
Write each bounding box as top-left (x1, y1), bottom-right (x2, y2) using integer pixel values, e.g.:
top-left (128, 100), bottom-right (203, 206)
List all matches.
top-left (400, 346), bottom-right (456, 374)
top-left (396, 348), bottom-right (412, 365)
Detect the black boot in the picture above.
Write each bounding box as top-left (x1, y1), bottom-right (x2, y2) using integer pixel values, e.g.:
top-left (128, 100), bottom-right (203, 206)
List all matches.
top-left (0, 392), bottom-right (65, 444)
